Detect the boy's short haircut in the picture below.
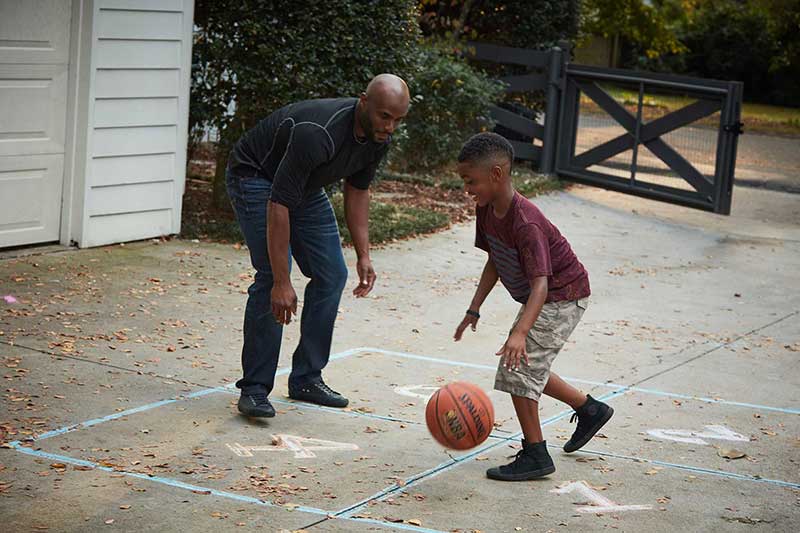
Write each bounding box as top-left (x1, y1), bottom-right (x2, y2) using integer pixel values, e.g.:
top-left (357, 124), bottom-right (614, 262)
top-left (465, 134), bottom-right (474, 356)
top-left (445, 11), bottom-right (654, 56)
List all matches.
top-left (458, 132), bottom-right (515, 168)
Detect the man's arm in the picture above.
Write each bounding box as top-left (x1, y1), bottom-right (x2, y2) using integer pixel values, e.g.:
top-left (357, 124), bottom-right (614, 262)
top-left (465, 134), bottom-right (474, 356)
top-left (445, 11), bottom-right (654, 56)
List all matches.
top-left (267, 123), bottom-right (332, 323)
top-left (454, 258), bottom-right (499, 341)
top-left (343, 181), bottom-right (375, 297)
top-left (267, 201), bottom-right (296, 324)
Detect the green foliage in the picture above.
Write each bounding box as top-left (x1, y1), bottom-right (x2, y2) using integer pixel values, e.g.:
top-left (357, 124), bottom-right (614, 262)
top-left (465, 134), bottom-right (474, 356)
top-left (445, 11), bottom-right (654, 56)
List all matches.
top-left (390, 46), bottom-right (505, 171)
top-left (581, 0), bottom-right (685, 59)
top-left (760, 0), bottom-right (800, 76)
top-left (190, 0), bottom-right (423, 207)
top-left (679, 2), bottom-right (774, 96)
top-left (644, 0), bottom-right (799, 106)
top-left (418, 0), bottom-right (580, 49)
top-left (619, 0), bottom-right (800, 107)
top-left (191, 0), bottom-right (423, 151)
top-left (417, 1), bottom-right (581, 131)
top-left (330, 195), bottom-right (449, 245)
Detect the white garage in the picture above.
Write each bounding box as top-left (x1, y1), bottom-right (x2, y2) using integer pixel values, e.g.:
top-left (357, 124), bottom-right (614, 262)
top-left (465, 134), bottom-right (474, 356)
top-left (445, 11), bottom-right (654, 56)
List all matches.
top-left (0, 0), bottom-right (194, 249)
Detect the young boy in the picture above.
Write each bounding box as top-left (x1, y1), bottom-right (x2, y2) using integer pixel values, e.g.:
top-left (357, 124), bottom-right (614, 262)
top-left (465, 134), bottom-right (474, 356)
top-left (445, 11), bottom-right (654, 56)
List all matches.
top-left (453, 132), bottom-right (613, 481)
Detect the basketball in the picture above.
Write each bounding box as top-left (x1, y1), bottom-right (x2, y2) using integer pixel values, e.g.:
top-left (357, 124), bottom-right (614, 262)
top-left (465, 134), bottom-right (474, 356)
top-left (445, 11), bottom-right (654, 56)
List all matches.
top-left (425, 381), bottom-right (495, 450)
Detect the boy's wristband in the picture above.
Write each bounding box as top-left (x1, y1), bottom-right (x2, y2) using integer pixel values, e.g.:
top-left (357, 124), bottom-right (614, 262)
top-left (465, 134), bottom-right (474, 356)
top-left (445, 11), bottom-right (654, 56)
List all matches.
top-left (465, 309), bottom-right (480, 319)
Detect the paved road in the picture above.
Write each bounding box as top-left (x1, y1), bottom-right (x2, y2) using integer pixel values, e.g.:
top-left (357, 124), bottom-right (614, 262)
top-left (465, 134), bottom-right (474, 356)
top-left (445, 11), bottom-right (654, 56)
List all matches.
top-left (576, 115), bottom-right (800, 193)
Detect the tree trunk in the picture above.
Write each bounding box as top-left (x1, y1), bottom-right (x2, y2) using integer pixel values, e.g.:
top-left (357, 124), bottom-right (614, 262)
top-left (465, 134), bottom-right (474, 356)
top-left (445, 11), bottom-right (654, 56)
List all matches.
top-left (211, 128), bottom-right (233, 213)
top-left (452, 0), bottom-right (474, 41)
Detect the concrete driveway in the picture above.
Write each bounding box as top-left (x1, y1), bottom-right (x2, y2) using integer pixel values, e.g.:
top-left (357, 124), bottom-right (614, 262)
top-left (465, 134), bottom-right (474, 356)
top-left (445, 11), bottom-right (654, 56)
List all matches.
top-left (1, 183), bottom-right (797, 532)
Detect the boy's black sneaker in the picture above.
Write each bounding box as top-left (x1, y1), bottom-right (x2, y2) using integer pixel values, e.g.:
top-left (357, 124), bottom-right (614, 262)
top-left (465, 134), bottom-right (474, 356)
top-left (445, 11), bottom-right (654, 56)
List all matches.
top-left (237, 393), bottom-right (276, 418)
top-left (288, 379), bottom-right (349, 408)
top-left (486, 439), bottom-right (555, 481)
top-left (563, 395), bottom-right (614, 453)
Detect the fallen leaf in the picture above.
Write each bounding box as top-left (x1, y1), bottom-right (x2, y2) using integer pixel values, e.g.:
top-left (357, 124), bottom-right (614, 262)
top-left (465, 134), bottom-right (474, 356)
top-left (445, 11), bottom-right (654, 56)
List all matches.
top-left (104, 519), bottom-right (114, 525)
top-left (119, 505), bottom-right (131, 510)
top-left (406, 519), bottom-right (422, 526)
top-left (723, 516), bottom-right (773, 525)
top-left (718, 448), bottom-right (746, 460)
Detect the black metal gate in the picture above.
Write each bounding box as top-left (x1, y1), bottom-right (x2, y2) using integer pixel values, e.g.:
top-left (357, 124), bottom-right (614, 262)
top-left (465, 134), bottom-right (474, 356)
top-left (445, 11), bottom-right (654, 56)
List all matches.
top-left (555, 64), bottom-right (743, 214)
top-left (467, 42), bottom-right (744, 214)
top-left (465, 42), bottom-right (564, 174)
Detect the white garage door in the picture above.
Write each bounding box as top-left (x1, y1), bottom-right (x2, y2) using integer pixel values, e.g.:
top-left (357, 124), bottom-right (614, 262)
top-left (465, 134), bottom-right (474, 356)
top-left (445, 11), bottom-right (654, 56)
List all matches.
top-left (0, 0), bottom-right (71, 248)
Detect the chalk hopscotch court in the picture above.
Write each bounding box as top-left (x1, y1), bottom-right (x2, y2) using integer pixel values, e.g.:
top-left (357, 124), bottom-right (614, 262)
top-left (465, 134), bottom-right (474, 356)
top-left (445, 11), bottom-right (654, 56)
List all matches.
top-left (6, 345), bottom-right (799, 532)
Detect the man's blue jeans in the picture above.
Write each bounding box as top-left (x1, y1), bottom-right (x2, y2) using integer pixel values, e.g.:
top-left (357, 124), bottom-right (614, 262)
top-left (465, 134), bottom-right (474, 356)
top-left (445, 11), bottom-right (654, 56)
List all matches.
top-left (226, 173), bottom-right (348, 396)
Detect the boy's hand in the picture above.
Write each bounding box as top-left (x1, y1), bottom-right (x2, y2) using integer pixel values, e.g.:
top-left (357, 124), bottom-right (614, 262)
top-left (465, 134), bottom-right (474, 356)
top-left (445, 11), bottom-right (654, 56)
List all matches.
top-left (454, 313), bottom-right (479, 341)
top-left (497, 331), bottom-right (528, 370)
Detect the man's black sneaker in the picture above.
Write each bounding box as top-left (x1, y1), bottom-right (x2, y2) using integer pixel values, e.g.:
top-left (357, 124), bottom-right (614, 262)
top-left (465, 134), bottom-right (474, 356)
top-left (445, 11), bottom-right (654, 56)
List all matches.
top-left (288, 380), bottom-right (349, 408)
top-left (563, 394), bottom-right (614, 453)
top-left (237, 393), bottom-right (276, 418)
top-left (486, 439), bottom-right (555, 481)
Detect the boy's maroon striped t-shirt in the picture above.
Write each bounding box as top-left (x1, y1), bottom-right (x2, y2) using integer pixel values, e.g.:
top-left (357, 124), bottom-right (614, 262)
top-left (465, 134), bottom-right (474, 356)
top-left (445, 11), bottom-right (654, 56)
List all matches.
top-left (475, 191), bottom-right (590, 304)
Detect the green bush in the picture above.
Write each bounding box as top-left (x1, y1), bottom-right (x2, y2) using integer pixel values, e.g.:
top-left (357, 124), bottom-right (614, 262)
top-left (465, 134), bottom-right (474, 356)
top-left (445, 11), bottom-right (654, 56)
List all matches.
top-left (192, 0), bottom-right (422, 134)
top-left (390, 46), bottom-right (505, 171)
top-left (680, 3), bottom-right (775, 99)
top-left (418, 0), bottom-right (579, 49)
top-left (191, 0), bottom-right (424, 208)
top-left (418, 1), bottom-right (581, 117)
top-left (624, 0), bottom-right (800, 107)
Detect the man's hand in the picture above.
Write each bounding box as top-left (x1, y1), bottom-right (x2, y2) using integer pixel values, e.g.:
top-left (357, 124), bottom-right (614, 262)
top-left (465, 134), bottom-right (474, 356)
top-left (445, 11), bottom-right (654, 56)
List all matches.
top-left (271, 281), bottom-right (297, 324)
top-left (353, 256), bottom-right (376, 297)
top-left (496, 331), bottom-right (528, 370)
top-left (454, 313), bottom-right (479, 341)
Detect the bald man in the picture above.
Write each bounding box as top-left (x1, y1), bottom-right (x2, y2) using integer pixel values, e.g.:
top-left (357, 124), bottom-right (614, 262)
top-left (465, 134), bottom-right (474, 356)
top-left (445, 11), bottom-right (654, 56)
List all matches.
top-left (226, 74), bottom-right (410, 417)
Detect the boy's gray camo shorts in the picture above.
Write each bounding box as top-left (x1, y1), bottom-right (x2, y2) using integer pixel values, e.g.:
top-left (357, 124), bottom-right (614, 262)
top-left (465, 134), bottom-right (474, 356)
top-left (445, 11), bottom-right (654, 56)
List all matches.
top-left (495, 298), bottom-right (589, 401)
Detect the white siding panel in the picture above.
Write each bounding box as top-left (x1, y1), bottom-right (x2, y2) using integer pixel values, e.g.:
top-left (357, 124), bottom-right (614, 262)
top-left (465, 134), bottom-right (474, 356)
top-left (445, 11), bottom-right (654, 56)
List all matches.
top-left (96, 40), bottom-right (182, 69)
top-left (87, 180), bottom-right (174, 216)
top-left (93, 125), bottom-right (177, 157)
top-left (0, 0), bottom-right (71, 64)
top-left (97, 10), bottom-right (183, 40)
top-left (95, 69), bottom-right (180, 98)
top-left (99, 0), bottom-right (183, 12)
top-left (85, 209), bottom-right (173, 247)
top-left (91, 153), bottom-right (175, 187)
top-left (74, 0), bottom-right (194, 247)
top-left (94, 98), bottom-right (178, 128)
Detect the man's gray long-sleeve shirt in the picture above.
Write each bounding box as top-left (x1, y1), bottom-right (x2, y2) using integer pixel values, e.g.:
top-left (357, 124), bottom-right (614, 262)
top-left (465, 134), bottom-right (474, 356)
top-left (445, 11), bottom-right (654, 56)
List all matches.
top-left (228, 97), bottom-right (390, 209)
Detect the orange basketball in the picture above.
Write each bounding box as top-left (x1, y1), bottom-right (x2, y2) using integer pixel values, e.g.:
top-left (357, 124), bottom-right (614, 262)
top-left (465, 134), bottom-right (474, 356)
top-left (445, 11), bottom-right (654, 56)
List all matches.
top-left (425, 381), bottom-right (495, 450)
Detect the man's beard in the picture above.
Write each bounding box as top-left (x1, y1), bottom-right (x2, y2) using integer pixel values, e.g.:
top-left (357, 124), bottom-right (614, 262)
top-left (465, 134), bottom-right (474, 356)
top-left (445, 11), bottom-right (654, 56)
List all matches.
top-left (358, 107), bottom-right (378, 142)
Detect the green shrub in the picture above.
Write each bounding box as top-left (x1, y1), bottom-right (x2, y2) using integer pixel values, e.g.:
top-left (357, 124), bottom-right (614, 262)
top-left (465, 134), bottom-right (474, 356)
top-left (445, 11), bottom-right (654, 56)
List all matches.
top-left (192, 0), bottom-right (423, 127)
top-left (191, 0), bottom-right (423, 167)
top-left (418, 0), bottom-right (579, 49)
top-left (390, 46), bottom-right (505, 171)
